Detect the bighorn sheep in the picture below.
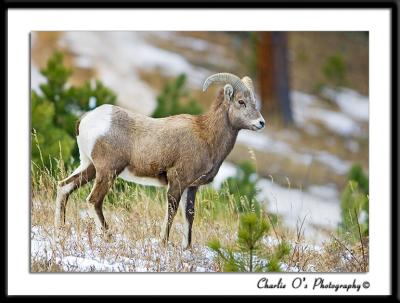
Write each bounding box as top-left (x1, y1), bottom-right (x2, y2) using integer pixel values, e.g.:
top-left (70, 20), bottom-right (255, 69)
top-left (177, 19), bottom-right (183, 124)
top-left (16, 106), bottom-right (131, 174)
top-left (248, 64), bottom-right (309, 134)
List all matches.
top-left (55, 72), bottom-right (265, 249)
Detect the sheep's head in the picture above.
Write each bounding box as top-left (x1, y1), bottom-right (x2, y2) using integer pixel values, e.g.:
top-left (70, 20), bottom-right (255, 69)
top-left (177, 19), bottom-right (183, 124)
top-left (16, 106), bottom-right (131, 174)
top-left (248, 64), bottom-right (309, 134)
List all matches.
top-left (203, 72), bottom-right (265, 131)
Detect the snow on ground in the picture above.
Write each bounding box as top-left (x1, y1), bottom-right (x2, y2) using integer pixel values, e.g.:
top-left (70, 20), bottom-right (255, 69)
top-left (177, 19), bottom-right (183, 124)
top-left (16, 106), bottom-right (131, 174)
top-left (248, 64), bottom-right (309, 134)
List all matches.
top-left (58, 32), bottom-right (212, 115)
top-left (147, 32), bottom-right (236, 69)
top-left (60, 32), bottom-right (156, 115)
top-left (31, 222), bottom-right (324, 272)
top-left (314, 151), bottom-right (351, 175)
top-left (237, 130), bottom-right (312, 165)
top-left (306, 108), bottom-right (362, 137)
top-left (291, 89), bottom-right (367, 137)
top-left (322, 87), bottom-right (369, 121)
top-left (31, 225), bottom-right (217, 272)
top-left (256, 178), bottom-right (341, 243)
top-left (148, 31), bottom-right (223, 54)
top-left (214, 162), bottom-right (341, 244)
top-left (307, 184), bottom-right (339, 200)
top-left (291, 90), bottom-right (318, 127)
top-left (236, 130), bottom-right (351, 175)
top-left (212, 161), bottom-right (237, 189)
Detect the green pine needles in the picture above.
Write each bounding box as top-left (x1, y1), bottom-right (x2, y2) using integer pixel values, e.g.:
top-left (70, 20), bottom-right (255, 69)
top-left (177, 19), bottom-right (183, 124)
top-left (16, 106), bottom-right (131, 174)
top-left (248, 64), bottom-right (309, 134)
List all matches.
top-left (220, 161), bottom-right (261, 214)
top-left (208, 212), bottom-right (290, 272)
top-left (31, 52), bottom-right (116, 170)
top-left (339, 164), bottom-right (369, 243)
top-left (152, 74), bottom-right (203, 118)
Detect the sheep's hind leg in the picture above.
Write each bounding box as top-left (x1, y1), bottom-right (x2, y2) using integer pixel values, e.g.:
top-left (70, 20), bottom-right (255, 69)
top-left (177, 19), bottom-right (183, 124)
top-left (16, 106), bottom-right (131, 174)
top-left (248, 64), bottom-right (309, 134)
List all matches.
top-left (55, 163), bottom-right (96, 229)
top-left (86, 170), bottom-right (117, 238)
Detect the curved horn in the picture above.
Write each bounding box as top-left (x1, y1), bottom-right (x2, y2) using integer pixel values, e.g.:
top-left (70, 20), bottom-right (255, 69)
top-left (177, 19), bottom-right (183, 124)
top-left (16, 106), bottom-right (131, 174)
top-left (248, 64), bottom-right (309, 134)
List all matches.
top-left (241, 76), bottom-right (254, 92)
top-left (242, 76), bottom-right (256, 102)
top-left (202, 72), bottom-right (248, 93)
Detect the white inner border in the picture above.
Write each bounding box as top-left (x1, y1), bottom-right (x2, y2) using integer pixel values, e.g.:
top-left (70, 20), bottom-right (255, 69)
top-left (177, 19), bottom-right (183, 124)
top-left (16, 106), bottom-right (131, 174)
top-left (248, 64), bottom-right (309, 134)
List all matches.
top-left (8, 9), bottom-right (391, 295)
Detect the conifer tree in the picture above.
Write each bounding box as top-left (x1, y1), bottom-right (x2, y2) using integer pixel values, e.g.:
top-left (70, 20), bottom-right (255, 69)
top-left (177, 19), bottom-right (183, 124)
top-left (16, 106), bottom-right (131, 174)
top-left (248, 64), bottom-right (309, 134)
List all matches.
top-left (152, 74), bottom-right (203, 118)
top-left (31, 52), bottom-right (116, 170)
top-left (208, 212), bottom-right (290, 272)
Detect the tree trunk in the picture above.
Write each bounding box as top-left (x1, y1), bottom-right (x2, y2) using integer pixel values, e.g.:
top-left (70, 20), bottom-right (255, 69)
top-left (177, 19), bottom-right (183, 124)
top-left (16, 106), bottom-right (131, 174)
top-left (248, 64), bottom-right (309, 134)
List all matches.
top-left (257, 32), bottom-right (293, 126)
top-left (257, 32), bottom-right (276, 117)
top-left (273, 32), bottom-right (293, 125)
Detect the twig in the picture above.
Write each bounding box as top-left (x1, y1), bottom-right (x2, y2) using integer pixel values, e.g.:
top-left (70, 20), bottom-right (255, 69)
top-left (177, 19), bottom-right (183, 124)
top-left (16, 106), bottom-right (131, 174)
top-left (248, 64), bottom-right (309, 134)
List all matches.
top-left (266, 213), bottom-right (281, 242)
top-left (331, 234), bottom-right (363, 270)
top-left (354, 209), bottom-right (367, 271)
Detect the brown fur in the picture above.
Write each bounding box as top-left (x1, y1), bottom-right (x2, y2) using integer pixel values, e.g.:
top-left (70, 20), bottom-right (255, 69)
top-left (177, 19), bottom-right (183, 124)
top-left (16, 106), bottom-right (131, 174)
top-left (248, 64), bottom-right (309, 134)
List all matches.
top-left (55, 86), bottom-right (264, 249)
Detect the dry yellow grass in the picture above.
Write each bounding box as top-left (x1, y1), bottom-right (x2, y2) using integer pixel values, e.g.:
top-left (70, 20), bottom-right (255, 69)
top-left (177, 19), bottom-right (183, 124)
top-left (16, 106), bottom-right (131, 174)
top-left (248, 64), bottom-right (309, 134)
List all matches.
top-left (31, 165), bottom-right (237, 272)
top-left (31, 163), bottom-right (368, 273)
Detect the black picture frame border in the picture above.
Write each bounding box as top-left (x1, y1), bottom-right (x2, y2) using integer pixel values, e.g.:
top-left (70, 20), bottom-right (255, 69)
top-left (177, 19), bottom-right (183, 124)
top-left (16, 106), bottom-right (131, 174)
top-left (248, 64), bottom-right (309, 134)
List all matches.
top-left (4, 0), bottom-right (399, 299)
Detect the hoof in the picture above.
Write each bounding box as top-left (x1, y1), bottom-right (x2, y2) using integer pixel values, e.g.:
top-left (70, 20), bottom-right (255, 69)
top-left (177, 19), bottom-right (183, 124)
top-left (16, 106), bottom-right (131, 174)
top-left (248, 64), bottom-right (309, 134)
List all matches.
top-left (103, 230), bottom-right (113, 242)
top-left (182, 244), bottom-right (192, 251)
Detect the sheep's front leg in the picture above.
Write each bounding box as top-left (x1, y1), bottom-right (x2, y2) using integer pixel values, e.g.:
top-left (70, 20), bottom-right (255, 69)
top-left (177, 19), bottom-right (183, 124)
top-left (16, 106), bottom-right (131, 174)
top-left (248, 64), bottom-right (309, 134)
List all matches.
top-left (180, 186), bottom-right (198, 250)
top-left (160, 184), bottom-right (183, 246)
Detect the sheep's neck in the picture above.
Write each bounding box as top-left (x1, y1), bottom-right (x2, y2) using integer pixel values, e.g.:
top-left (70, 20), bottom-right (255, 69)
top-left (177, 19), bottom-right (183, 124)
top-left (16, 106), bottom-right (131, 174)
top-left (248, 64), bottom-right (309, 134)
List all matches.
top-left (198, 101), bottom-right (238, 164)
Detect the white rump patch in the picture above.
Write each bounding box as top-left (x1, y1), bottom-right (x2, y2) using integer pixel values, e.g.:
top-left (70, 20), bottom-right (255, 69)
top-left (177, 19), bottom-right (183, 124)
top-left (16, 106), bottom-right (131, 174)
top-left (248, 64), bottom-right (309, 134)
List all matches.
top-left (77, 104), bottom-right (113, 161)
top-left (118, 168), bottom-right (164, 187)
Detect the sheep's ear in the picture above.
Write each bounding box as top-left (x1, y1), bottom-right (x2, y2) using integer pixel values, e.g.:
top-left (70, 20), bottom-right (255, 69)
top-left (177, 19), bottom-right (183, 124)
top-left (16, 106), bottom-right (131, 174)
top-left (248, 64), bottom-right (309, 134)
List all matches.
top-left (224, 84), bottom-right (234, 102)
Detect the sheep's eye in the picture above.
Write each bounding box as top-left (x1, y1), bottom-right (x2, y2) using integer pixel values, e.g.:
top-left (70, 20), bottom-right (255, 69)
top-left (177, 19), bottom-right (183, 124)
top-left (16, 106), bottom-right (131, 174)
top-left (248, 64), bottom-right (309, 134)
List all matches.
top-left (238, 100), bottom-right (246, 107)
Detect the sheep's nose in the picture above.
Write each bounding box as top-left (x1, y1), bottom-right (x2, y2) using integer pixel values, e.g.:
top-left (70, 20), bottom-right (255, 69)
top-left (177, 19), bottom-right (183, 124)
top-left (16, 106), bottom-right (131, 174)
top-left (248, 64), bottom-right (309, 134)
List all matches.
top-left (259, 120), bottom-right (265, 128)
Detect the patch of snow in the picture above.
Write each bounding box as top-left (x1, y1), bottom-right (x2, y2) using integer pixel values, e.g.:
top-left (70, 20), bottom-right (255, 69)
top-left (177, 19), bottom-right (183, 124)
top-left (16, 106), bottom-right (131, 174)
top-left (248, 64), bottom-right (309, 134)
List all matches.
top-left (291, 90), bottom-right (317, 107)
top-left (315, 151), bottom-right (351, 175)
top-left (153, 32), bottom-right (217, 52)
top-left (291, 90), bottom-right (318, 126)
top-left (280, 263), bottom-right (301, 272)
top-left (212, 161), bottom-right (237, 189)
top-left (75, 55), bottom-right (94, 69)
top-left (263, 236), bottom-right (281, 247)
top-left (31, 226), bottom-right (55, 260)
top-left (61, 256), bottom-right (131, 272)
top-left (60, 32), bottom-right (217, 115)
top-left (307, 184), bottom-right (339, 200)
top-left (358, 210), bottom-right (368, 224)
top-left (308, 108), bottom-right (362, 137)
top-left (236, 130), bottom-right (312, 166)
top-left (199, 246), bottom-right (217, 262)
top-left (346, 140), bottom-right (360, 153)
top-left (292, 89), bottom-right (365, 137)
top-left (322, 87), bottom-right (369, 121)
top-left (31, 223), bottom-right (216, 272)
top-left (148, 32), bottom-right (234, 67)
top-left (236, 130), bottom-right (351, 174)
top-left (238, 130), bottom-right (291, 154)
top-left (256, 178), bottom-right (341, 244)
top-left (59, 32), bottom-right (151, 115)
